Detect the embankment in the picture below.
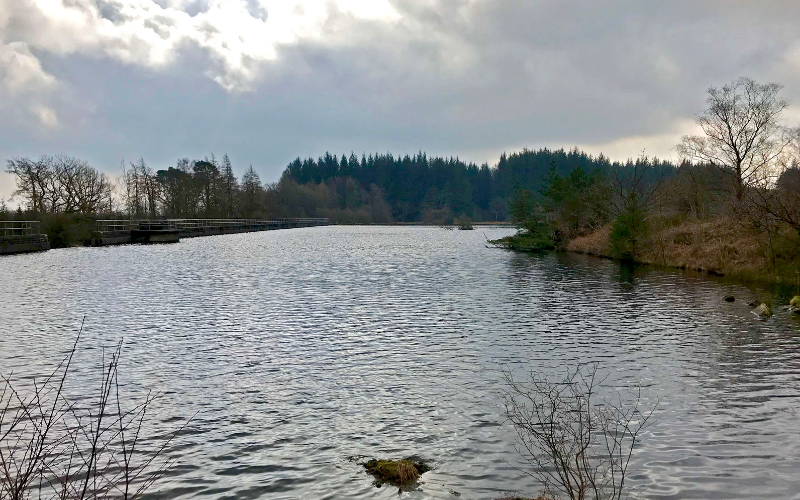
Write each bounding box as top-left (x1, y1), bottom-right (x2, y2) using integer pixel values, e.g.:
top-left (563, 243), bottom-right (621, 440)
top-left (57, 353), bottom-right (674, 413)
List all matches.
top-left (566, 217), bottom-right (800, 286)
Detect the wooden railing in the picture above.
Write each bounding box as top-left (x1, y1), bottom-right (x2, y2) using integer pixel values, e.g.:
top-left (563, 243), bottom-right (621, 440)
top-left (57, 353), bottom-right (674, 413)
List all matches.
top-left (96, 218), bottom-right (330, 235)
top-left (0, 221), bottom-right (43, 238)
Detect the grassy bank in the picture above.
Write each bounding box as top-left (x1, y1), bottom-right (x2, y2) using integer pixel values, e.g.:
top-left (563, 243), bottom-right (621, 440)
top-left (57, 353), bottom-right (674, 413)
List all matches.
top-left (565, 216), bottom-right (800, 287)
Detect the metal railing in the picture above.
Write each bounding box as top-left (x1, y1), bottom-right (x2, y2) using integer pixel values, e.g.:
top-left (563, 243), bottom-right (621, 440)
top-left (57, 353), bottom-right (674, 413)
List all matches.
top-left (96, 218), bottom-right (330, 235)
top-left (95, 220), bottom-right (135, 234)
top-left (0, 221), bottom-right (43, 238)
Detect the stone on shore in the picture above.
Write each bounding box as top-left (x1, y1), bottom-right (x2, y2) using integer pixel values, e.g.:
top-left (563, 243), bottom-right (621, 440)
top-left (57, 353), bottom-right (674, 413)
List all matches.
top-left (756, 303), bottom-right (772, 317)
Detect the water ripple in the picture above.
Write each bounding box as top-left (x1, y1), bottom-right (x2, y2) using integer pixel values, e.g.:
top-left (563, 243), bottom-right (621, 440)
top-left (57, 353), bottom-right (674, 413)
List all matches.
top-left (1, 226), bottom-right (799, 499)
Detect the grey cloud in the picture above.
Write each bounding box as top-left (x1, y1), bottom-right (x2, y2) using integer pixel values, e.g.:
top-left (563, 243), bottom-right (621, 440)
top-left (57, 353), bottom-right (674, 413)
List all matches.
top-left (96, 0), bottom-right (129, 24)
top-left (246, 0), bottom-right (267, 22)
top-left (144, 17), bottom-right (173, 39)
top-left (151, 0), bottom-right (209, 17)
top-left (1, 0), bottom-right (800, 186)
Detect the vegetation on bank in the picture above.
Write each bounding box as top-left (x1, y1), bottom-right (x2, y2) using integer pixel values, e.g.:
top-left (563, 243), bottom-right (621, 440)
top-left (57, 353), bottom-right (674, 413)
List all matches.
top-left (492, 78), bottom-right (800, 287)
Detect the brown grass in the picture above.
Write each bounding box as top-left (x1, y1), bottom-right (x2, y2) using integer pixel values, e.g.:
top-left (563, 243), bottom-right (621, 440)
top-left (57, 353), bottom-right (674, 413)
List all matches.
top-left (565, 225), bottom-right (611, 256)
top-left (566, 216), bottom-right (800, 285)
top-left (362, 458), bottom-right (430, 487)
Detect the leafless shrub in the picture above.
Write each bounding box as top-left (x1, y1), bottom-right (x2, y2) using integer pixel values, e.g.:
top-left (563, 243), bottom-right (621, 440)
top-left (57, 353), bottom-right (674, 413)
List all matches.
top-left (502, 364), bottom-right (656, 500)
top-left (0, 323), bottom-right (190, 500)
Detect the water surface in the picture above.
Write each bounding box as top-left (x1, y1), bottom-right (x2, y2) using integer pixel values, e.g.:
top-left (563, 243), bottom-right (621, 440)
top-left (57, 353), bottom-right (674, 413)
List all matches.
top-left (1, 226), bottom-right (799, 499)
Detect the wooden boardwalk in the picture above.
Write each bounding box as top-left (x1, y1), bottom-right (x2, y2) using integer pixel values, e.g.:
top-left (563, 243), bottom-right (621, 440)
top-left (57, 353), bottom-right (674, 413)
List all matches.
top-left (0, 218), bottom-right (329, 254)
top-left (93, 218), bottom-right (330, 246)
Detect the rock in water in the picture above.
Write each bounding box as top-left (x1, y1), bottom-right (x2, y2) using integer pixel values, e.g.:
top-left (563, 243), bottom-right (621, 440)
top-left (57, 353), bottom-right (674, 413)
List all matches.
top-left (723, 295), bottom-right (735, 302)
top-left (756, 303), bottom-right (772, 317)
top-left (361, 458), bottom-right (430, 489)
top-left (748, 300), bottom-right (759, 307)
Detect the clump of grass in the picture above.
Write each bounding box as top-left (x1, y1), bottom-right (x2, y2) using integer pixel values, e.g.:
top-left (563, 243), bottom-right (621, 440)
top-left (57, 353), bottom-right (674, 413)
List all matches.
top-left (455, 217), bottom-right (474, 230)
top-left (360, 458), bottom-right (430, 488)
top-left (565, 225), bottom-right (611, 256)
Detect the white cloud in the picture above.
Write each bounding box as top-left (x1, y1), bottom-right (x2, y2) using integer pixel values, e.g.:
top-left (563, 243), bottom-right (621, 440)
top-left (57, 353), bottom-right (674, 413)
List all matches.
top-left (0, 41), bottom-right (60, 127)
top-left (0, 0), bottom-right (402, 92)
top-left (0, 0), bottom-right (405, 129)
top-left (0, 42), bottom-right (56, 92)
top-left (577, 119), bottom-right (702, 162)
top-left (33, 104), bottom-right (59, 128)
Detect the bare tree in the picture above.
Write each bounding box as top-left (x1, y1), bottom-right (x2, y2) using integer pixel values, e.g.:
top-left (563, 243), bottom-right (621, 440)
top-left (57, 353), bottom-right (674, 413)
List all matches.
top-left (502, 364), bottom-right (656, 500)
top-left (6, 156), bottom-right (113, 214)
top-left (745, 127), bottom-right (800, 239)
top-left (121, 159), bottom-right (160, 218)
top-left (678, 77), bottom-right (790, 200)
top-left (6, 157), bottom-right (53, 213)
top-left (55, 155), bottom-right (114, 213)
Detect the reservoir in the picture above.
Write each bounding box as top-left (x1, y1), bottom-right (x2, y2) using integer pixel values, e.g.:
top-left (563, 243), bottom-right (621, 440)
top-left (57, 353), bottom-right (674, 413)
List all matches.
top-left (1, 226), bottom-right (798, 499)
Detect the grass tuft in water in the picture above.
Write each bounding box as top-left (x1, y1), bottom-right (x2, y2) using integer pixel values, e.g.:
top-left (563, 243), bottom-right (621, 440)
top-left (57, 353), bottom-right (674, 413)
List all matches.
top-left (359, 457), bottom-right (431, 488)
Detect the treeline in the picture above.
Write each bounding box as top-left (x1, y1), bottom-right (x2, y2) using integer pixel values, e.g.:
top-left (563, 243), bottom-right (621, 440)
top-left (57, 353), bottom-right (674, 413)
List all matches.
top-left (281, 149), bottom-right (676, 223)
top-left (120, 155), bottom-right (263, 219)
top-left (4, 148), bottom-right (678, 227)
top-left (2, 152), bottom-right (396, 238)
top-left (119, 155), bottom-right (394, 223)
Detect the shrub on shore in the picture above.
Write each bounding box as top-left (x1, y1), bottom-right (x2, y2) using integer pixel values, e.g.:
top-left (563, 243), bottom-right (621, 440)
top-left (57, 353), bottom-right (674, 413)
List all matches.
top-left (488, 188), bottom-right (555, 251)
top-left (40, 213), bottom-right (97, 248)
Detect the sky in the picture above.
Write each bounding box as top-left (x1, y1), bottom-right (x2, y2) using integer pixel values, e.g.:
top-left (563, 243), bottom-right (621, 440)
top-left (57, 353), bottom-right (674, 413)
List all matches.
top-left (2, 0), bottom-right (800, 202)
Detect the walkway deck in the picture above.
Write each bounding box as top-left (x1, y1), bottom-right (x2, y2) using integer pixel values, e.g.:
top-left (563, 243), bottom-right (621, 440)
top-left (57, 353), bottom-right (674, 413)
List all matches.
top-left (0, 218), bottom-right (329, 254)
top-left (0, 221), bottom-right (50, 255)
top-left (93, 218), bottom-right (330, 246)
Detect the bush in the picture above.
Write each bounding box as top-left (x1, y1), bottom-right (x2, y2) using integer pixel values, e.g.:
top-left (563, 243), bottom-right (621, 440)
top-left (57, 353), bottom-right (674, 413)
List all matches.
top-left (609, 207), bottom-right (648, 261)
top-left (41, 213), bottom-right (96, 248)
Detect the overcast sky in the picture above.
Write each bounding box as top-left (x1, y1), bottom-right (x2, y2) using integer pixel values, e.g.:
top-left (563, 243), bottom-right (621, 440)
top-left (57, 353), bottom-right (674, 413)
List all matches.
top-left (2, 0), bottom-right (800, 201)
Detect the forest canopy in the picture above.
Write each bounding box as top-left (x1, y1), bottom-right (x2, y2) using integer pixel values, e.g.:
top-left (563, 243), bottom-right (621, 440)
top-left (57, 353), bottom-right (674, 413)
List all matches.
top-left (280, 148), bottom-right (677, 223)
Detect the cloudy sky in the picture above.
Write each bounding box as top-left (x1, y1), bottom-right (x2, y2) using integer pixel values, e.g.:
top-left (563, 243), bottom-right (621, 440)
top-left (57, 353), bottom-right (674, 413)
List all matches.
top-left (2, 0), bottom-right (800, 200)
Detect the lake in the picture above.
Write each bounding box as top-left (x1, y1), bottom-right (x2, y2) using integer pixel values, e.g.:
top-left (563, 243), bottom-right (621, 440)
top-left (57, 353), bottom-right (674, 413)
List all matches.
top-left (1, 226), bottom-right (799, 499)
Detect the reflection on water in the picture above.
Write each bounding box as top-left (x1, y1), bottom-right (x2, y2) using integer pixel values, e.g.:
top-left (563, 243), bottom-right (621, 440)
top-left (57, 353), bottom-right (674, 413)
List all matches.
top-left (1, 226), bottom-right (799, 499)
